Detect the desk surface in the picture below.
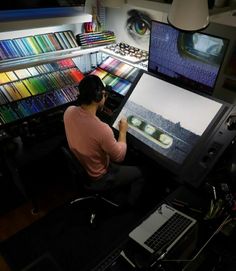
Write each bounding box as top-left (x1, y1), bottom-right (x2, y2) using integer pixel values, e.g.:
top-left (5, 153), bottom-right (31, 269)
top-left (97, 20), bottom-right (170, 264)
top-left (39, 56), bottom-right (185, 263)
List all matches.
top-left (87, 185), bottom-right (233, 271)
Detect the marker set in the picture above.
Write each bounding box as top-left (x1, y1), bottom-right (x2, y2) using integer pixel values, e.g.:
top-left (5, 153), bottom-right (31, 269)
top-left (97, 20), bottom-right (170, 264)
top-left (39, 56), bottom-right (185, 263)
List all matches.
top-left (90, 56), bottom-right (139, 96)
top-left (0, 58), bottom-right (84, 125)
top-left (0, 30), bottom-right (78, 60)
top-left (76, 31), bottom-right (116, 49)
top-left (101, 42), bottom-right (149, 64)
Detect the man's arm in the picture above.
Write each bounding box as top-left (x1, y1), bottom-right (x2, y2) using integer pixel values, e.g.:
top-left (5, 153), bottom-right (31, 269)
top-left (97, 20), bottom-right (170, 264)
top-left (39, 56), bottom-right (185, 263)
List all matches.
top-left (118, 117), bottom-right (128, 144)
top-left (101, 118), bottom-right (128, 162)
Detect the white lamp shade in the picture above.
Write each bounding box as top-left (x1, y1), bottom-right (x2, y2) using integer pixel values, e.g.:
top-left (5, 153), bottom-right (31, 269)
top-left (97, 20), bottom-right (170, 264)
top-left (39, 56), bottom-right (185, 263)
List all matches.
top-left (168, 0), bottom-right (209, 31)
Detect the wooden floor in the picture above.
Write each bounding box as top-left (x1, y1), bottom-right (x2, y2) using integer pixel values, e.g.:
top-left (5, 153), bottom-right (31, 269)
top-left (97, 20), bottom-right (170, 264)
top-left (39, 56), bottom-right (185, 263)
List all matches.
top-left (0, 183), bottom-right (77, 271)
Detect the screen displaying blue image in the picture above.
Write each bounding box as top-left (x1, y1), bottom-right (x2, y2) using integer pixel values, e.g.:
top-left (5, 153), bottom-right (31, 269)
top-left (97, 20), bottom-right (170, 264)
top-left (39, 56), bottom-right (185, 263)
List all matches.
top-left (113, 72), bottom-right (223, 165)
top-left (148, 20), bottom-right (229, 95)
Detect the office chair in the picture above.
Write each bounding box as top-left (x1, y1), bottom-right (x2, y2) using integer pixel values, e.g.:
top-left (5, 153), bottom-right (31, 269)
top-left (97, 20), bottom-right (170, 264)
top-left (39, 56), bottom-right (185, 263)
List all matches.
top-left (61, 146), bottom-right (120, 227)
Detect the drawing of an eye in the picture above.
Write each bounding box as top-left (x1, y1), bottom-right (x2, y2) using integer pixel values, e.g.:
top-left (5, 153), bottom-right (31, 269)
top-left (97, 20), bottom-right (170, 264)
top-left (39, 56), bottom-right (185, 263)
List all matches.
top-left (126, 9), bottom-right (151, 42)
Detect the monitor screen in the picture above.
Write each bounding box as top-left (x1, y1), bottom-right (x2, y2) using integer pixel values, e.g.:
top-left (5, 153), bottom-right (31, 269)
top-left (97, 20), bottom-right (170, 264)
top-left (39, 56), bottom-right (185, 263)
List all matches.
top-left (112, 71), bottom-right (236, 188)
top-left (148, 20), bottom-right (229, 96)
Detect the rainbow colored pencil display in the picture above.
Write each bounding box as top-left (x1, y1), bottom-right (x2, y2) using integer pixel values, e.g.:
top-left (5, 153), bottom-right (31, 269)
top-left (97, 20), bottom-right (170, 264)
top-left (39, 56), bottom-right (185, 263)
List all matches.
top-left (0, 30), bottom-right (78, 60)
top-left (90, 56), bottom-right (139, 96)
top-left (0, 58), bottom-right (84, 126)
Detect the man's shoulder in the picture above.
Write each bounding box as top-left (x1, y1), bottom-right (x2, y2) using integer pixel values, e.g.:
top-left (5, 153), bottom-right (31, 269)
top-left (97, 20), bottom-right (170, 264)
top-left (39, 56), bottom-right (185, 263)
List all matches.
top-left (98, 120), bottom-right (113, 135)
top-left (65, 105), bottom-right (77, 111)
top-left (64, 105), bottom-right (78, 114)
top-left (63, 105), bottom-right (78, 120)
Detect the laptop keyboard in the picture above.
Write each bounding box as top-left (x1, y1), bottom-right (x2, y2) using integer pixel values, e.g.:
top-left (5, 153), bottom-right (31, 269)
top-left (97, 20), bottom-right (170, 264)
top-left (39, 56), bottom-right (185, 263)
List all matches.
top-left (91, 248), bottom-right (122, 271)
top-left (144, 212), bottom-right (192, 251)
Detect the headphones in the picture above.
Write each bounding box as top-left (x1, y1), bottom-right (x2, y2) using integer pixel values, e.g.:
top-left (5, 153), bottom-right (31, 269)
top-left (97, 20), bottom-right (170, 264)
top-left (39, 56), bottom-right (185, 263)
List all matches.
top-left (94, 87), bottom-right (103, 103)
top-left (78, 75), bottom-right (105, 104)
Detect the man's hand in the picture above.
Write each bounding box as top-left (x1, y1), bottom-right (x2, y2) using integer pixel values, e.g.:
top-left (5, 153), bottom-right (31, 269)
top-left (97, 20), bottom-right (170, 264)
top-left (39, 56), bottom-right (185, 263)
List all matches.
top-left (119, 117), bottom-right (128, 133)
top-left (118, 117), bottom-right (128, 143)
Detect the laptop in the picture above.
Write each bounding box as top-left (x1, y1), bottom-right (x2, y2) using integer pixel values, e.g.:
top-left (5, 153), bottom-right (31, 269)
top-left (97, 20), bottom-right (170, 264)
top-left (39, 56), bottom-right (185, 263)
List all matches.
top-left (129, 204), bottom-right (197, 254)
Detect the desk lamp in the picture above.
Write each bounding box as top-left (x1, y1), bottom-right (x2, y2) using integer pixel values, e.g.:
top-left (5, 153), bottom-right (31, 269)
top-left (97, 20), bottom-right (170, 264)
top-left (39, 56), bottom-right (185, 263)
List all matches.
top-left (168, 0), bottom-right (210, 31)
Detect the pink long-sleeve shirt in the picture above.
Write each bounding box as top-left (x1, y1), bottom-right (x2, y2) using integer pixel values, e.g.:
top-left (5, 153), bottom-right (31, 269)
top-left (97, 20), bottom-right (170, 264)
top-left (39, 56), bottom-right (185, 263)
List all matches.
top-left (63, 106), bottom-right (127, 180)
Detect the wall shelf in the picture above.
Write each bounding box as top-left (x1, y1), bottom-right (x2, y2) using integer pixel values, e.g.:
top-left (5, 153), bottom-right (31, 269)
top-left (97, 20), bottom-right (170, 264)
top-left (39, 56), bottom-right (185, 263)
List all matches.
top-left (0, 46), bottom-right (104, 72)
top-left (0, 12), bottom-right (92, 32)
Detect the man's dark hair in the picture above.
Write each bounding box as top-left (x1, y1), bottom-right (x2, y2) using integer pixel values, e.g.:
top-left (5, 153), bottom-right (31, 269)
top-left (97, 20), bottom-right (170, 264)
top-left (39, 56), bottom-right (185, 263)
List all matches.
top-left (77, 74), bottom-right (105, 105)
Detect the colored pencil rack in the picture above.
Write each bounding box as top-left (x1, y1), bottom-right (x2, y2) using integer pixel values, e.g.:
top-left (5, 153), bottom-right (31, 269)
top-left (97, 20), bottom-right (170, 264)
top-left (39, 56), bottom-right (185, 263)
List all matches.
top-left (89, 56), bottom-right (139, 96)
top-left (0, 58), bottom-right (84, 127)
top-left (0, 30), bottom-right (78, 60)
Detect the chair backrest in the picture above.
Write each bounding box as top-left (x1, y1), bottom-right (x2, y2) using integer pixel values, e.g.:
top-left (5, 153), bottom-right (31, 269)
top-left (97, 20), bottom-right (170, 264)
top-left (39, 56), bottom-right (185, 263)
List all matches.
top-left (61, 146), bottom-right (121, 208)
top-left (61, 146), bottom-right (90, 186)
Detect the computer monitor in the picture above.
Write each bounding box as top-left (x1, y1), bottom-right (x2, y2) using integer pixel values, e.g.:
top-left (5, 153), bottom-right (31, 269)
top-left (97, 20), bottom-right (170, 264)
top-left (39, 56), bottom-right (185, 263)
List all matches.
top-left (112, 71), bottom-right (236, 188)
top-left (148, 20), bottom-right (229, 96)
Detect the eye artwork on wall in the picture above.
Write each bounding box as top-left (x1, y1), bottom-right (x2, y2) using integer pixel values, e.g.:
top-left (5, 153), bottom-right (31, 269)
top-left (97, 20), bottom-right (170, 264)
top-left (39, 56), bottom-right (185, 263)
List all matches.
top-left (105, 2), bottom-right (167, 51)
top-left (126, 9), bottom-right (152, 43)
